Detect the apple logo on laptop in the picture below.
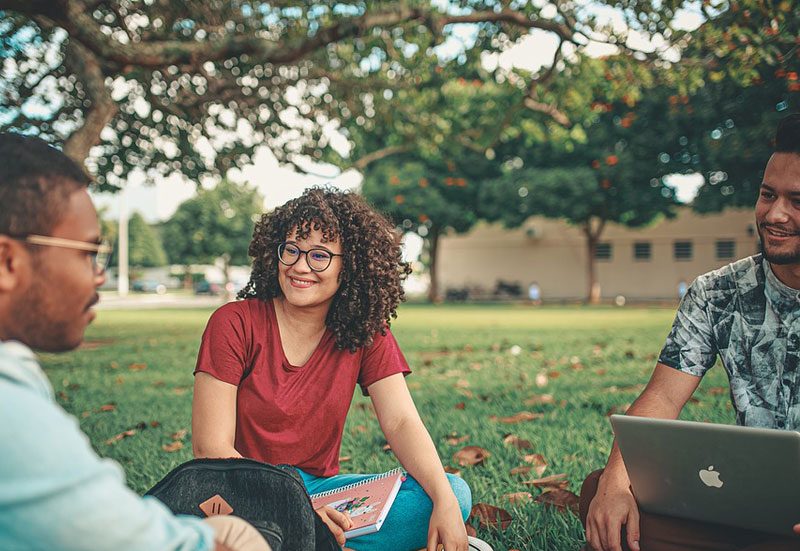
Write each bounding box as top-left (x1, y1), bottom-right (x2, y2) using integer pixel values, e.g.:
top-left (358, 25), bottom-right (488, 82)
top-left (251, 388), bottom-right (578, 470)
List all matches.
top-left (699, 465), bottom-right (724, 488)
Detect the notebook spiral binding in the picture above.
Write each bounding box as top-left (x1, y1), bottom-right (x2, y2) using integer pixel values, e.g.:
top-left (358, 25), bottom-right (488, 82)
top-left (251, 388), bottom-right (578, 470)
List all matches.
top-left (309, 468), bottom-right (405, 499)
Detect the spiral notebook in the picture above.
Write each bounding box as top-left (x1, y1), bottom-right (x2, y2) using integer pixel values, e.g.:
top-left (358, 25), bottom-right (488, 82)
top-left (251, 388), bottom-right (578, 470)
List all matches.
top-left (309, 468), bottom-right (405, 538)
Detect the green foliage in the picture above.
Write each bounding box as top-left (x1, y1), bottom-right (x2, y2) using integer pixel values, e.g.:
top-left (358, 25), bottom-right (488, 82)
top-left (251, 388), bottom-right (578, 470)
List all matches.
top-left (127, 212), bottom-right (168, 268)
top-left (42, 304), bottom-right (734, 549)
top-left (1, 0), bottom-right (693, 187)
top-left (362, 158), bottom-right (482, 236)
top-left (161, 180), bottom-right (263, 268)
top-left (484, 94), bottom-right (680, 229)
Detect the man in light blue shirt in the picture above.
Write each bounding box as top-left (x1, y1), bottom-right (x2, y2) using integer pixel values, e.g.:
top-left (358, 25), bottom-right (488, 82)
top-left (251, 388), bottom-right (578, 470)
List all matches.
top-left (0, 133), bottom-right (269, 551)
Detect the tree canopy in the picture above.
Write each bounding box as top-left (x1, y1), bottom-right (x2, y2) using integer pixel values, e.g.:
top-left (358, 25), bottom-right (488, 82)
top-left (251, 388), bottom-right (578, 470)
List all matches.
top-left (127, 211), bottom-right (168, 267)
top-left (161, 179), bottom-right (263, 277)
top-left (1, 0), bottom-right (692, 188)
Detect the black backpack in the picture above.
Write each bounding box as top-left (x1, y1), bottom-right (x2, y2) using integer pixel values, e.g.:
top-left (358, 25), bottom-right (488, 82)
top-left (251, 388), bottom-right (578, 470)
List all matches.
top-left (145, 458), bottom-right (339, 551)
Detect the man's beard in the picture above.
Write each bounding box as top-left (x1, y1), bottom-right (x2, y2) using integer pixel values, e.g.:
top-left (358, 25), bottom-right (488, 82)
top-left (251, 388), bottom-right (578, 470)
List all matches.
top-left (12, 263), bottom-right (83, 353)
top-left (758, 226), bottom-right (800, 265)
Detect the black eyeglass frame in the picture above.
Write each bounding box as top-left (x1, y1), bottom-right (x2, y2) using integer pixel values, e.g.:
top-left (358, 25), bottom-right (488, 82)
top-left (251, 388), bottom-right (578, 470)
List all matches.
top-left (277, 242), bottom-right (343, 273)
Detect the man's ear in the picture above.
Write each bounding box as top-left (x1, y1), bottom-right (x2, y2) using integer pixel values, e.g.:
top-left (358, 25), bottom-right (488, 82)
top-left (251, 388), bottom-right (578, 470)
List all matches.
top-left (0, 236), bottom-right (27, 292)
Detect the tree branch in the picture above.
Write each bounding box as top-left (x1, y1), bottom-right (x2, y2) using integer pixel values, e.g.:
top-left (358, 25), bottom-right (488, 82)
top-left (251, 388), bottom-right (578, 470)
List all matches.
top-left (60, 37), bottom-right (118, 166)
top-left (523, 97), bottom-right (570, 126)
top-left (351, 144), bottom-right (412, 170)
top-left (21, 2), bottom-right (580, 70)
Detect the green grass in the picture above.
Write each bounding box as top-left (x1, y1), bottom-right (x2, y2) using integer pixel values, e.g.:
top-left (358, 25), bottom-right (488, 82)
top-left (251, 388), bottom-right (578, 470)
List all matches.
top-left (40, 304), bottom-right (733, 550)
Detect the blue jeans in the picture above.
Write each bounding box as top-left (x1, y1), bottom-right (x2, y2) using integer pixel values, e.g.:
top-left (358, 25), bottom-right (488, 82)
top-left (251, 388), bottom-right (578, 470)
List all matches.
top-left (298, 470), bottom-right (472, 551)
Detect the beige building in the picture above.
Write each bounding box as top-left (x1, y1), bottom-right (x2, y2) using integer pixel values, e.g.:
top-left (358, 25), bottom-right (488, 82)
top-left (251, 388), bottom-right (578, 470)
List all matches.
top-left (437, 207), bottom-right (760, 301)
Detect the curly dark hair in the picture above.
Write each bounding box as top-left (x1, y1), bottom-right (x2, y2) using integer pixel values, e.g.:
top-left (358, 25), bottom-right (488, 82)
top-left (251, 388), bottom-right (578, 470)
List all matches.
top-left (238, 187), bottom-right (412, 351)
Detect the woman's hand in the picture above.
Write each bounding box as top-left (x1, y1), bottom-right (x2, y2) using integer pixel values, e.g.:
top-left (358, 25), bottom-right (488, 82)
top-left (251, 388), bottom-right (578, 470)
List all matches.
top-left (315, 506), bottom-right (352, 548)
top-left (426, 497), bottom-right (468, 551)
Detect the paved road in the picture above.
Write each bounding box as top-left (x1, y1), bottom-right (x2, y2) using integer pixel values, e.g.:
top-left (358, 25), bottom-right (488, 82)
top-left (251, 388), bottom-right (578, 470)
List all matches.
top-left (96, 292), bottom-right (230, 310)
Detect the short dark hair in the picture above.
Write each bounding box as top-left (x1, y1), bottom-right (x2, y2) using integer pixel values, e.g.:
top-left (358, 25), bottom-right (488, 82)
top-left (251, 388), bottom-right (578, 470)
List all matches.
top-left (775, 114), bottom-right (800, 154)
top-left (0, 133), bottom-right (90, 236)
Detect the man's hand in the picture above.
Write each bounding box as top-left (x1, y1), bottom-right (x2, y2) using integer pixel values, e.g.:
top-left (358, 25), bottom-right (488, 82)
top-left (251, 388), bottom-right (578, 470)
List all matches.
top-left (426, 498), bottom-right (468, 551)
top-left (793, 523), bottom-right (800, 535)
top-left (315, 506), bottom-right (352, 547)
top-left (585, 480), bottom-right (640, 551)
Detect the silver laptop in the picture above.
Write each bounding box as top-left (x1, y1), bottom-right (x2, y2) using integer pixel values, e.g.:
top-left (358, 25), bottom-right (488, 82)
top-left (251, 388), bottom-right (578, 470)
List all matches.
top-left (610, 415), bottom-right (800, 536)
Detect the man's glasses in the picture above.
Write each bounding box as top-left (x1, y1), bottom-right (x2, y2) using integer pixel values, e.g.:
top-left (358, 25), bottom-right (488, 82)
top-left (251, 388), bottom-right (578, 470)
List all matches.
top-left (10, 234), bottom-right (113, 274)
top-left (277, 242), bottom-right (342, 272)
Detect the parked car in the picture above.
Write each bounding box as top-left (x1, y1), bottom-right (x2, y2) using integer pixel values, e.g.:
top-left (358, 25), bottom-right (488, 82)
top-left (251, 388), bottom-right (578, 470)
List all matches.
top-left (194, 280), bottom-right (222, 295)
top-left (131, 279), bottom-right (167, 294)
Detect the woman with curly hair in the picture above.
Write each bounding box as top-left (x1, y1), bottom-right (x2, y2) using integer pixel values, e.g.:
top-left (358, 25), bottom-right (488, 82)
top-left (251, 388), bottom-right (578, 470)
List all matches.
top-left (191, 187), bottom-right (474, 551)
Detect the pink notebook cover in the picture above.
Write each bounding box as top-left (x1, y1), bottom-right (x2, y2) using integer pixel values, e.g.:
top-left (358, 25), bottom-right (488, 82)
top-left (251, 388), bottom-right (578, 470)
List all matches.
top-left (310, 468), bottom-right (405, 537)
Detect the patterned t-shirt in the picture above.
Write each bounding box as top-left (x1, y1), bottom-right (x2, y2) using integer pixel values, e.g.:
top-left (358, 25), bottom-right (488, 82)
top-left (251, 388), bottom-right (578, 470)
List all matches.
top-left (659, 254), bottom-right (800, 430)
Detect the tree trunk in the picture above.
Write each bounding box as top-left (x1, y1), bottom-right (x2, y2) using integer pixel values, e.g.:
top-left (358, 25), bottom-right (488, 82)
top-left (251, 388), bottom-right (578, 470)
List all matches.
top-left (426, 227), bottom-right (441, 303)
top-left (62, 40), bottom-right (117, 166)
top-left (183, 266), bottom-right (193, 290)
top-left (582, 217), bottom-right (606, 305)
top-left (221, 253), bottom-right (233, 302)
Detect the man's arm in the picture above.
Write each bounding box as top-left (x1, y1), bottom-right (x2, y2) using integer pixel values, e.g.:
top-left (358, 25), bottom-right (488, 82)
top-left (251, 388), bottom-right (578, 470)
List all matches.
top-left (0, 383), bottom-right (216, 551)
top-left (585, 363), bottom-right (702, 551)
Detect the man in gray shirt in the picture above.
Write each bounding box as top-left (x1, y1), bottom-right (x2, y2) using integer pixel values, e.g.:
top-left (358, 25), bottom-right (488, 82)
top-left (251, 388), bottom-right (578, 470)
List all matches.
top-left (0, 133), bottom-right (269, 551)
top-left (581, 113), bottom-right (800, 551)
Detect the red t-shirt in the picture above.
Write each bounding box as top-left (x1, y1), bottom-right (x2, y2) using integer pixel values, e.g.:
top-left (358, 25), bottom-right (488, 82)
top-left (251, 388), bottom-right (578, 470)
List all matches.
top-left (194, 298), bottom-right (411, 477)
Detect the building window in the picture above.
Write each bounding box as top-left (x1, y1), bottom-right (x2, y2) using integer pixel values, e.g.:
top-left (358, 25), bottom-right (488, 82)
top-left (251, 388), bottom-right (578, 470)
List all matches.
top-left (633, 241), bottom-right (652, 261)
top-left (595, 242), bottom-right (612, 261)
top-left (716, 240), bottom-right (735, 260)
top-left (674, 240), bottom-right (693, 261)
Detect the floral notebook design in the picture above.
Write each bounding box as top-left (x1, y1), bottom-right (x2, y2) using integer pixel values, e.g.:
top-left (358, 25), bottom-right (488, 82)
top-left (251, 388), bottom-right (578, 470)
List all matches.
top-left (310, 468), bottom-right (405, 538)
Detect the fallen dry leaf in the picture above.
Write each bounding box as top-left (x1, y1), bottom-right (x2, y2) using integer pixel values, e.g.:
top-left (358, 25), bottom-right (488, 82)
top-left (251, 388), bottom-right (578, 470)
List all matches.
top-left (595, 368), bottom-right (608, 376)
top-left (455, 379), bottom-right (471, 389)
top-left (524, 394), bottom-right (554, 406)
top-left (502, 434), bottom-right (533, 450)
top-left (453, 446), bottom-right (490, 467)
top-left (510, 466), bottom-right (532, 476)
top-left (446, 434), bottom-right (470, 446)
top-left (128, 363), bottom-right (147, 371)
top-left (454, 402), bottom-right (466, 410)
top-left (106, 429), bottom-right (137, 445)
top-left (465, 523), bottom-right (477, 537)
top-left (534, 489), bottom-right (580, 515)
top-left (523, 454), bottom-right (548, 476)
top-left (444, 466), bottom-right (462, 476)
top-left (339, 456), bottom-right (351, 462)
top-left (382, 443), bottom-right (392, 452)
top-left (503, 492), bottom-right (532, 504)
top-left (149, 421), bottom-right (161, 428)
top-left (491, 411), bottom-right (543, 424)
top-left (162, 441), bottom-right (184, 453)
top-left (354, 424), bottom-right (368, 433)
top-left (535, 373), bottom-right (548, 388)
top-left (459, 389), bottom-right (475, 399)
top-left (547, 370), bottom-right (561, 379)
top-left (172, 386), bottom-right (189, 396)
top-left (171, 429), bottom-right (188, 440)
top-left (523, 473), bottom-right (569, 490)
top-left (470, 503), bottom-right (513, 530)
top-left (99, 404), bottom-right (116, 412)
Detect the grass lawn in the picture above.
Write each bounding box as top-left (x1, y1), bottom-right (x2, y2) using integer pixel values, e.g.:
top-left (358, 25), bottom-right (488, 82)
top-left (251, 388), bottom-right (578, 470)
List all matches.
top-left (40, 303), bottom-right (734, 550)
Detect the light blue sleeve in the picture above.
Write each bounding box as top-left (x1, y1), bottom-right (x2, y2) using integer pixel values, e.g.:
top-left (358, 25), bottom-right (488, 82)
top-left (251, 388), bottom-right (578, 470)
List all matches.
top-left (0, 381), bottom-right (215, 551)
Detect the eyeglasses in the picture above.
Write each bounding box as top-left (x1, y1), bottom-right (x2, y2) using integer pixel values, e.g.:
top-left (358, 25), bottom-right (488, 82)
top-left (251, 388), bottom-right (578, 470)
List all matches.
top-left (8, 234), bottom-right (113, 274)
top-left (277, 242), bottom-right (342, 272)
